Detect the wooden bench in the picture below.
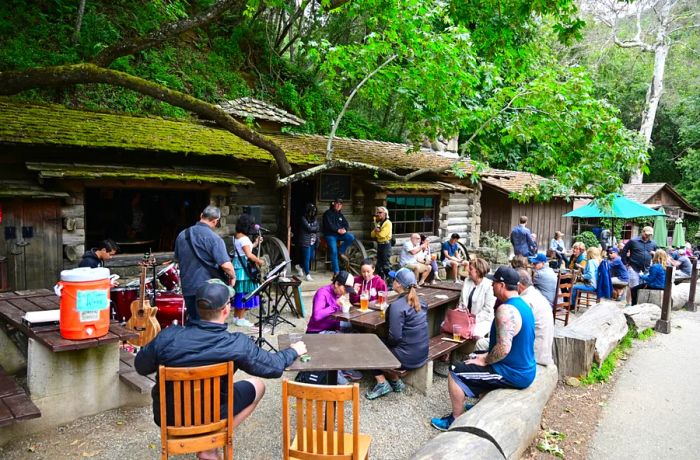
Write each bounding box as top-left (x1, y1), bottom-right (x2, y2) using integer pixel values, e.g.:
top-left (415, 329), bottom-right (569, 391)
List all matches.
top-left (0, 365), bottom-right (40, 427)
top-left (118, 348), bottom-right (155, 394)
top-left (395, 333), bottom-right (472, 395)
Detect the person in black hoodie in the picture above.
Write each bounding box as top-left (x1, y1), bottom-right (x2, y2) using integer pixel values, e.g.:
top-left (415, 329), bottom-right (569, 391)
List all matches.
top-left (322, 198), bottom-right (355, 275)
top-left (135, 280), bottom-right (307, 460)
top-left (295, 203), bottom-right (320, 281)
top-left (79, 239), bottom-right (119, 268)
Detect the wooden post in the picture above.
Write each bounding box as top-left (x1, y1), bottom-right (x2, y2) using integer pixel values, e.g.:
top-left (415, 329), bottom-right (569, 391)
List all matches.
top-left (687, 257), bottom-right (698, 312)
top-left (655, 265), bottom-right (674, 334)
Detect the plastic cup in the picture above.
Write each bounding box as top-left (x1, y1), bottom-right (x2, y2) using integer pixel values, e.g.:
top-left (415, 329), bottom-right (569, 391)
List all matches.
top-left (341, 303), bottom-right (351, 314)
top-left (289, 332), bottom-right (303, 344)
top-left (452, 325), bottom-right (463, 342)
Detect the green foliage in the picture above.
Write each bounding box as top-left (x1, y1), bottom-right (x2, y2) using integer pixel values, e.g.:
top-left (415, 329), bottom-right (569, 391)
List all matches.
top-left (580, 329), bottom-right (634, 385)
top-left (537, 430), bottom-right (566, 458)
top-left (479, 231), bottom-right (511, 251)
top-left (573, 231), bottom-right (599, 249)
top-left (637, 328), bottom-right (655, 341)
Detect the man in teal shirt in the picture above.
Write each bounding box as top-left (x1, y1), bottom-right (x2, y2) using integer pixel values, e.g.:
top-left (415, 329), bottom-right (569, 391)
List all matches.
top-left (431, 266), bottom-right (536, 431)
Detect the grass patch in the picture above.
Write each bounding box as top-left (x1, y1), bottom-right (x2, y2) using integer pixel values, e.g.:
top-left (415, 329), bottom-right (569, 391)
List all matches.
top-left (536, 430), bottom-right (566, 458)
top-left (637, 328), bottom-right (655, 340)
top-left (580, 329), bottom-right (635, 385)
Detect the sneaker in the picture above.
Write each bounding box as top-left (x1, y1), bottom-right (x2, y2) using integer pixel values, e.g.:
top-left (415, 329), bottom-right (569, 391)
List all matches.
top-left (454, 279), bottom-right (463, 284)
top-left (342, 369), bottom-right (363, 381)
top-left (434, 275), bottom-right (441, 282)
top-left (365, 382), bottom-right (392, 400)
top-left (389, 378), bottom-right (405, 393)
top-left (235, 318), bottom-right (254, 327)
top-left (295, 264), bottom-right (304, 278)
top-left (305, 274), bottom-right (313, 282)
top-left (430, 413), bottom-right (455, 431)
top-left (431, 280), bottom-right (437, 285)
top-left (464, 402), bottom-right (475, 411)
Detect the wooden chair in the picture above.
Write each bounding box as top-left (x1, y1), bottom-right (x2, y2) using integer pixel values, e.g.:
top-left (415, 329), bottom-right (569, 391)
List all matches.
top-left (553, 272), bottom-right (573, 326)
top-left (575, 290), bottom-right (598, 312)
top-left (282, 379), bottom-right (371, 460)
top-left (158, 362), bottom-right (234, 460)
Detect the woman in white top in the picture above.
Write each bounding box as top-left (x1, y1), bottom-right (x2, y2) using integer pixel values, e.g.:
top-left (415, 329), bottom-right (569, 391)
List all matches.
top-left (457, 258), bottom-right (496, 351)
top-left (231, 213), bottom-right (264, 327)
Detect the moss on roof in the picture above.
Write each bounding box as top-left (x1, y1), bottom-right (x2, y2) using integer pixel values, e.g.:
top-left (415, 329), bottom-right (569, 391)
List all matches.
top-left (368, 180), bottom-right (470, 192)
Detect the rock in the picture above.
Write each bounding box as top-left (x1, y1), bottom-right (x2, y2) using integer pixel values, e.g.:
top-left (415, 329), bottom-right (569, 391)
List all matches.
top-left (565, 376), bottom-right (581, 387)
top-left (564, 300), bottom-right (628, 364)
top-left (672, 283), bottom-right (690, 309)
top-left (623, 303), bottom-right (662, 331)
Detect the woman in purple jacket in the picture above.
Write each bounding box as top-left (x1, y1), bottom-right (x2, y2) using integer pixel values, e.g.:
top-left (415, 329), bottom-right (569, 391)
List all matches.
top-left (306, 271), bottom-right (356, 333)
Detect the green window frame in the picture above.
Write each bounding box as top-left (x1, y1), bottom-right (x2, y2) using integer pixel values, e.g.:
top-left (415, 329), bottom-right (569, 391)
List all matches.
top-left (386, 195), bottom-right (438, 236)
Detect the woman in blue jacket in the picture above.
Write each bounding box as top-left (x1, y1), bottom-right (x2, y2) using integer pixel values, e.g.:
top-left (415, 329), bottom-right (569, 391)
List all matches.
top-left (632, 249), bottom-right (667, 305)
top-left (365, 268), bottom-right (428, 400)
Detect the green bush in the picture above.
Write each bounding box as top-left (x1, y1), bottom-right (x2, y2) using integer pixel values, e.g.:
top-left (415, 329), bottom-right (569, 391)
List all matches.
top-left (573, 231), bottom-right (599, 249)
top-left (479, 231), bottom-right (511, 251)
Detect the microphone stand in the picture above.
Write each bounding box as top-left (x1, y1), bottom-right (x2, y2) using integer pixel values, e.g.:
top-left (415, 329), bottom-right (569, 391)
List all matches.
top-left (244, 260), bottom-right (289, 351)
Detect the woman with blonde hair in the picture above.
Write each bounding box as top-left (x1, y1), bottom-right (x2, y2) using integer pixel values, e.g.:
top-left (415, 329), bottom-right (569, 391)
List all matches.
top-left (570, 247), bottom-right (601, 309)
top-left (632, 249), bottom-right (667, 305)
top-left (365, 268), bottom-right (428, 400)
top-left (568, 241), bottom-right (587, 271)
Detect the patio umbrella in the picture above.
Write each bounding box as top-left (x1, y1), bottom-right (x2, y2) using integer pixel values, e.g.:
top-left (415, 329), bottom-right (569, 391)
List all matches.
top-left (672, 218), bottom-right (686, 248)
top-left (563, 194), bottom-right (665, 219)
top-left (652, 207), bottom-right (668, 248)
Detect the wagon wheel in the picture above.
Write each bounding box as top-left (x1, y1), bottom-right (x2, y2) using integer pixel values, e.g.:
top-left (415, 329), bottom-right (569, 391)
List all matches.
top-left (456, 242), bottom-right (472, 278)
top-left (344, 239), bottom-right (368, 276)
top-left (260, 236), bottom-right (292, 277)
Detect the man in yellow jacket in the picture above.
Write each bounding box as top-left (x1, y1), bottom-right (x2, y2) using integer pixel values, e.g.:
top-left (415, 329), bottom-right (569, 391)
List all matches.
top-left (371, 206), bottom-right (393, 280)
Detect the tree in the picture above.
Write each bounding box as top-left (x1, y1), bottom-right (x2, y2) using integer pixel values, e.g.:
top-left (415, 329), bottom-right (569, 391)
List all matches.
top-left (581, 0), bottom-right (700, 184)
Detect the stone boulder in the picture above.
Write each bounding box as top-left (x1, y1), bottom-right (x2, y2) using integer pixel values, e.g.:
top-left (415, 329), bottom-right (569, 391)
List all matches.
top-left (672, 283), bottom-right (690, 310)
top-left (623, 303), bottom-right (661, 331)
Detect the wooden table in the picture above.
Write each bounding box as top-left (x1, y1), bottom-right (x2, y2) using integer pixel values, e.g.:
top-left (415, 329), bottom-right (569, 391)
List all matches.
top-left (331, 287), bottom-right (460, 335)
top-left (278, 333), bottom-right (400, 385)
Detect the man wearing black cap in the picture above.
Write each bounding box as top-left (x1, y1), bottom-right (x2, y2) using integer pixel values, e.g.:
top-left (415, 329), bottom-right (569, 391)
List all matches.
top-left (135, 279), bottom-right (306, 460)
top-left (431, 266), bottom-right (536, 431)
top-left (322, 198), bottom-right (355, 275)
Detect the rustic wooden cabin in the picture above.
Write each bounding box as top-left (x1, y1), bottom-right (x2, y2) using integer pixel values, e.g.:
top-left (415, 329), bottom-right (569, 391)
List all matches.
top-left (621, 182), bottom-right (697, 240)
top-left (480, 171), bottom-right (580, 253)
top-left (0, 99), bottom-right (505, 290)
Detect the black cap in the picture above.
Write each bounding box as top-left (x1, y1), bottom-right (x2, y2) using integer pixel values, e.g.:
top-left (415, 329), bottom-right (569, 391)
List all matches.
top-left (195, 279), bottom-right (235, 309)
top-left (486, 266), bottom-right (519, 286)
top-left (333, 197), bottom-right (344, 204)
top-left (334, 270), bottom-right (356, 294)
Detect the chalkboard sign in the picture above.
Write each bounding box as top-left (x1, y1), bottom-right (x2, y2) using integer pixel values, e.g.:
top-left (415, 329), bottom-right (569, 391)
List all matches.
top-left (319, 174), bottom-right (352, 202)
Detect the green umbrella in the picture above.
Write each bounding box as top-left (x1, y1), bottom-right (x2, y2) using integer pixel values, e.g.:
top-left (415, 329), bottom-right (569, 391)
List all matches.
top-left (672, 218), bottom-right (686, 248)
top-left (653, 207), bottom-right (668, 248)
top-left (563, 194), bottom-right (665, 219)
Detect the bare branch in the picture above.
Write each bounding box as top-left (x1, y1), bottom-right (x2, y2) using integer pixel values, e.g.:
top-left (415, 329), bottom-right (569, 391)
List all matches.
top-left (93, 0), bottom-right (244, 67)
top-left (326, 54), bottom-right (398, 161)
top-left (0, 63), bottom-right (293, 177)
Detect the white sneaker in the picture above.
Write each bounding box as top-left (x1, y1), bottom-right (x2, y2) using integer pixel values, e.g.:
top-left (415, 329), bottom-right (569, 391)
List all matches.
top-left (295, 264), bottom-right (304, 278)
top-left (305, 274), bottom-right (313, 281)
top-left (455, 279), bottom-right (463, 284)
top-left (434, 275), bottom-right (441, 282)
top-left (236, 318), bottom-right (254, 327)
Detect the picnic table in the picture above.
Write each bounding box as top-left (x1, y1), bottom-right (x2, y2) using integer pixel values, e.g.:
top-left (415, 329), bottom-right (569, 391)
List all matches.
top-left (0, 289), bottom-right (144, 442)
top-left (278, 333), bottom-right (400, 385)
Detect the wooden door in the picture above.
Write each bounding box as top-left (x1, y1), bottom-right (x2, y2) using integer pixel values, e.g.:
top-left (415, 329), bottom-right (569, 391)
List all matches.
top-left (1, 199), bottom-right (62, 290)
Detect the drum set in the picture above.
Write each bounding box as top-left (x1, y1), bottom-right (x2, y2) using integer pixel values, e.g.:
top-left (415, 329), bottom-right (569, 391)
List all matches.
top-left (110, 263), bottom-right (185, 329)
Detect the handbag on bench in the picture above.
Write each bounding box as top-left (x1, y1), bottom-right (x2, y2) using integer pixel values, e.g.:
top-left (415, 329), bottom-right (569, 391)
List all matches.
top-left (440, 308), bottom-right (475, 340)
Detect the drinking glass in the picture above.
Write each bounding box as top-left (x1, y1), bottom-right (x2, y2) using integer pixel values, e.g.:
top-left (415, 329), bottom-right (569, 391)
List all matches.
top-left (452, 325), bottom-right (463, 342)
top-left (360, 292), bottom-right (369, 312)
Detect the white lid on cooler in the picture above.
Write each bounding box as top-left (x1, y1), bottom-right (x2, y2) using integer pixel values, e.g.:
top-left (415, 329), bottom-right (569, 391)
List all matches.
top-left (60, 267), bottom-right (110, 282)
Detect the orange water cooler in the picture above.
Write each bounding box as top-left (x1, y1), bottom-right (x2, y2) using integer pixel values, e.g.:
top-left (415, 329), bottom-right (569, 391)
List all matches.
top-left (55, 267), bottom-right (111, 340)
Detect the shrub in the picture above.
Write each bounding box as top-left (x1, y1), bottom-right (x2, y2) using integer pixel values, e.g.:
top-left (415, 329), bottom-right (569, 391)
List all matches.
top-left (573, 231), bottom-right (599, 249)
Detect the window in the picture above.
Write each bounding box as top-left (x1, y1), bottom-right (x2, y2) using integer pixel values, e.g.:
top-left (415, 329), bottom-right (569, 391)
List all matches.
top-left (386, 195), bottom-right (438, 235)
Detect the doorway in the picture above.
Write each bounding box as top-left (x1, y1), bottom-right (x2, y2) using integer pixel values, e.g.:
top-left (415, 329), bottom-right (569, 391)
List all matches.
top-left (290, 179), bottom-right (317, 266)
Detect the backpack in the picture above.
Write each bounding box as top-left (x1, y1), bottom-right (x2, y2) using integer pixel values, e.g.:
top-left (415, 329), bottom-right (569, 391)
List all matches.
top-left (294, 371), bottom-right (329, 385)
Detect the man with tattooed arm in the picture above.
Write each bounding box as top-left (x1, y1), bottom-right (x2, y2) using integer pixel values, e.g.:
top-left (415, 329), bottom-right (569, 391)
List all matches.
top-left (430, 266), bottom-right (536, 431)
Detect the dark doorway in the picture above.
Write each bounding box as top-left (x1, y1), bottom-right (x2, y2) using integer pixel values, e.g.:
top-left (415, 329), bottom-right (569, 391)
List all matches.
top-left (85, 188), bottom-right (208, 254)
top-left (290, 179), bottom-right (316, 265)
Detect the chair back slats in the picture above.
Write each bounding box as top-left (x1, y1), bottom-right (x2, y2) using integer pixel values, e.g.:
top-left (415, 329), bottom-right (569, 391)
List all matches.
top-left (554, 273), bottom-right (574, 326)
top-left (352, 385), bottom-right (359, 458)
top-left (337, 403), bottom-right (345, 454)
top-left (326, 400), bottom-right (335, 454)
top-left (305, 399), bottom-right (314, 452)
top-left (158, 362), bottom-right (234, 460)
top-left (295, 398), bottom-right (304, 452)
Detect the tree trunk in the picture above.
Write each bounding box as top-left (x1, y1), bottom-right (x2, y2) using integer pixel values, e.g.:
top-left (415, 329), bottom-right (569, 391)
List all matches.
top-left (72, 0), bottom-right (87, 45)
top-left (0, 64), bottom-right (293, 177)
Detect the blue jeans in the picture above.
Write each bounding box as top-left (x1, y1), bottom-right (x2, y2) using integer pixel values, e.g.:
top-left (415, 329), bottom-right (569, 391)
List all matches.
top-left (301, 245), bottom-right (316, 275)
top-left (570, 284), bottom-right (596, 307)
top-left (325, 232), bottom-right (355, 273)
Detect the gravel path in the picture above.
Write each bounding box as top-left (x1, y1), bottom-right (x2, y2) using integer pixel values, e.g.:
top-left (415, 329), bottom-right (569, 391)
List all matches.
top-left (0, 297), bottom-right (452, 460)
top-left (588, 310), bottom-right (700, 460)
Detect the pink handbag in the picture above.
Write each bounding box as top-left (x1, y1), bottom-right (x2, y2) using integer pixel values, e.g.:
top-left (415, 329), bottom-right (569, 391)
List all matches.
top-left (441, 308), bottom-right (476, 339)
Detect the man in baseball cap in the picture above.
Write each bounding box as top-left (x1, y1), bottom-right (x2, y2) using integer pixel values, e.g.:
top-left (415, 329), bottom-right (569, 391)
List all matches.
top-left (527, 253), bottom-right (557, 306)
top-left (431, 265), bottom-right (536, 431)
top-left (135, 279), bottom-right (307, 459)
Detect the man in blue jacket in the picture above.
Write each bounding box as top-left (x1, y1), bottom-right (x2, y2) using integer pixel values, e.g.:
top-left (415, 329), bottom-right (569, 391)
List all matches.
top-left (135, 280), bottom-right (306, 460)
top-left (510, 216), bottom-right (536, 257)
top-left (322, 198), bottom-right (355, 275)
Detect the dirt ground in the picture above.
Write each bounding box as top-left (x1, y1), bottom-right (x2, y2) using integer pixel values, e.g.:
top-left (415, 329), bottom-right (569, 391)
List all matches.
top-left (523, 359), bottom-right (623, 459)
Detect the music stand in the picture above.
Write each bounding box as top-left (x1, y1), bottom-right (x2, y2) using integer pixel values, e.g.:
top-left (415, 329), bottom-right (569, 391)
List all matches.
top-left (245, 261), bottom-right (289, 350)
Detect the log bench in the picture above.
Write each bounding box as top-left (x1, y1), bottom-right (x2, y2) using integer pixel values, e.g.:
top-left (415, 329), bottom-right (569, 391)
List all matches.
top-left (118, 348), bottom-right (155, 394)
top-left (412, 364), bottom-right (558, 459)
top-left (0, 365), bottom-right (40, 427)
top-left (395, 333), bottom-right (473, 395)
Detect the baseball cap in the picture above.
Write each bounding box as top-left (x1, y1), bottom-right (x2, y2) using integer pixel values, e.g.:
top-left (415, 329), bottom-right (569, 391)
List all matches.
top-left (608, 247), bottom-right (619, 254)
top-left (486, 266), bottom-right (519, 286)
top-left (388, 268), bottom-right (418, 289)
top-left (334, 270), bottom-right (356, 294)
top-left (195, 279), bottom-right (235, 309)
top-left (333, 197), bottom-right (344, 204)
top-left (528, 253), bottom-right (548, 264)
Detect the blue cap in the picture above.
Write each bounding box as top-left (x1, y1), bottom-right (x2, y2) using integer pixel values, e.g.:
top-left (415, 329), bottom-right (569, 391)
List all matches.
top-left (672, 251), bottom-right (679, 260)
top-left (608, 247), bottom-right (619, 254)
top-left (195, 279), bottom-right (235, 309)
top-left (528, 253), bottom-right (548, 264)
top-left (388, 268), bottom-right (417, 289)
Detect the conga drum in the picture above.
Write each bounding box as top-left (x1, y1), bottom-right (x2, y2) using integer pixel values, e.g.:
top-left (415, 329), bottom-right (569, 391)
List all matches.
top-left (155, 292), bottom-right (185, 329)
top-left (110, 286), bottom-right (140, 322)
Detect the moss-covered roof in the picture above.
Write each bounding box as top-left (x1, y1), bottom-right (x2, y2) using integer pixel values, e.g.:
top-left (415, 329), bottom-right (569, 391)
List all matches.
top-left (0, 180), bottom-right (70, 198)
top-left (367, 180), bottom-right (470, 193)
top-left (25, 162), bottom-right (253, 185)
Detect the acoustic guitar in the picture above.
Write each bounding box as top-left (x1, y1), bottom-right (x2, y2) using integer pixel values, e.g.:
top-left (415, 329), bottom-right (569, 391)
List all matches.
top-left (126, 254), bottom-right (161, 346)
